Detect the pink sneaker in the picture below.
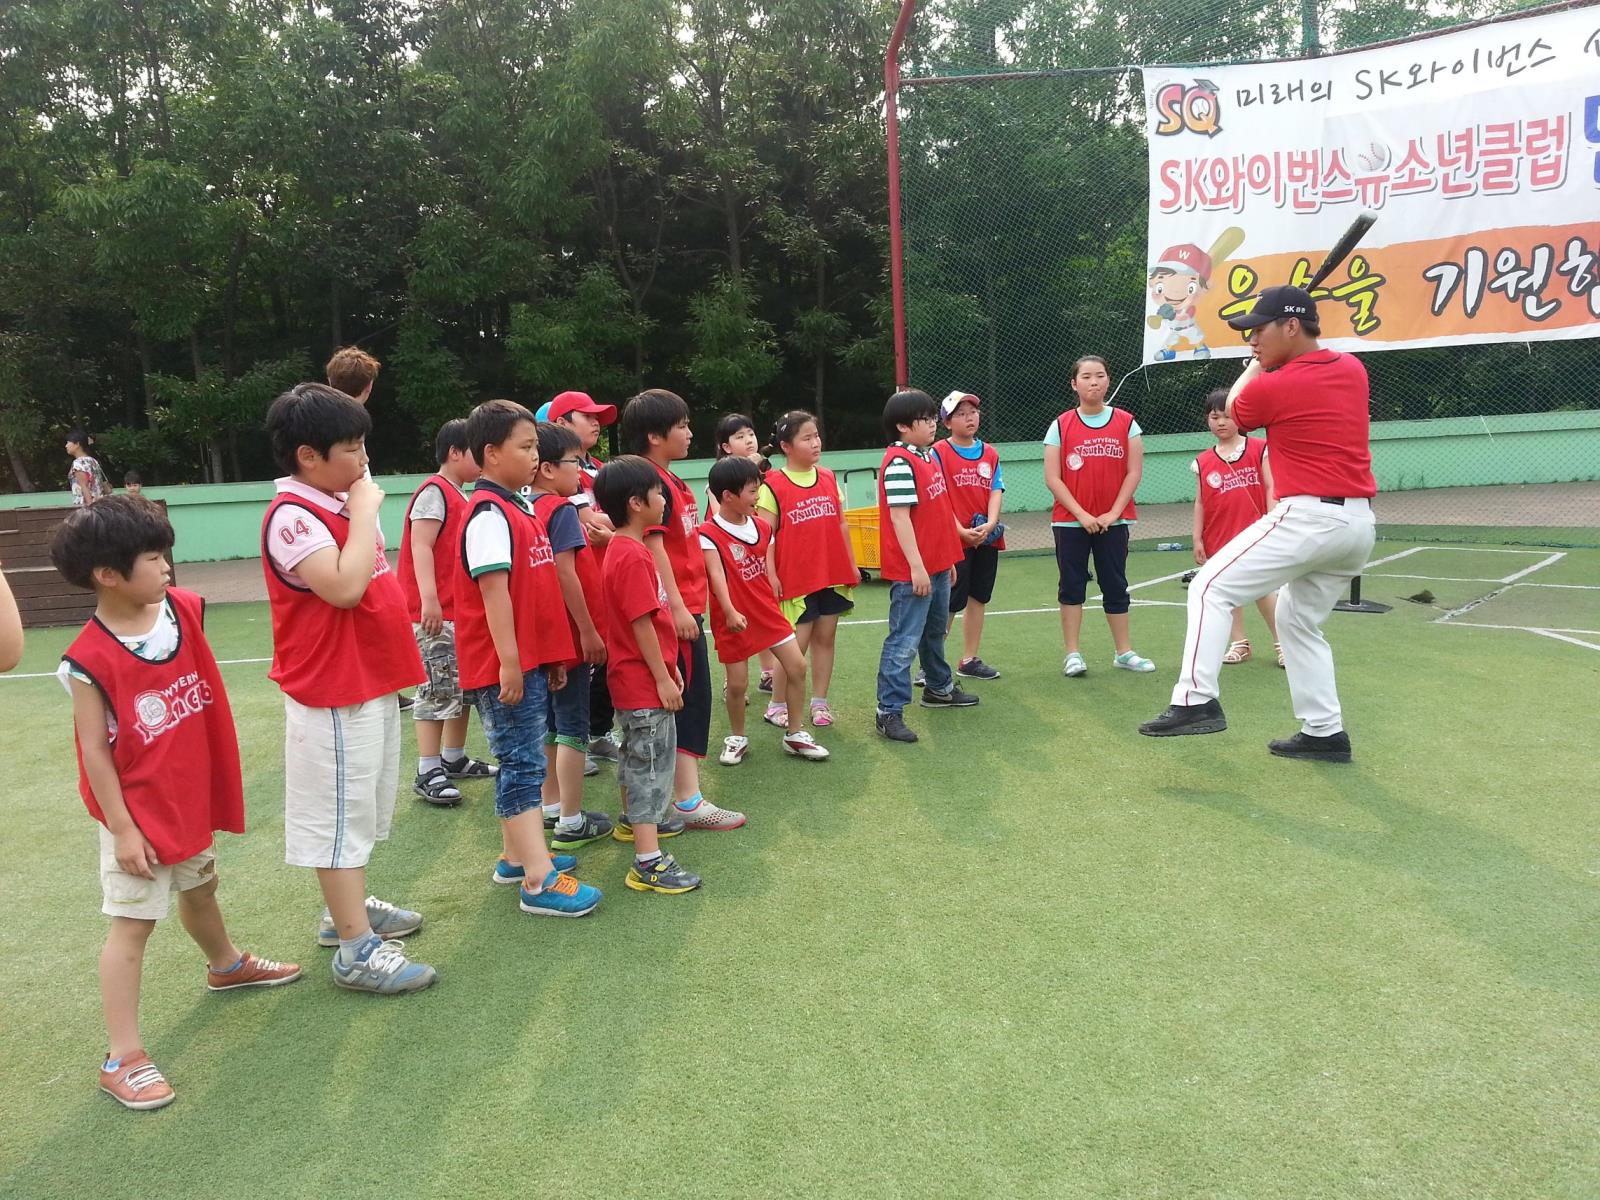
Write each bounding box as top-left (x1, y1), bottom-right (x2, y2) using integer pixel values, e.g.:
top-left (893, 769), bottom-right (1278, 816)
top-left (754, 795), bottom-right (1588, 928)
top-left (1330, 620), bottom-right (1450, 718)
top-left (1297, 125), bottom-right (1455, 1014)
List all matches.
top-left (207, 952), bottom-right (303, 992)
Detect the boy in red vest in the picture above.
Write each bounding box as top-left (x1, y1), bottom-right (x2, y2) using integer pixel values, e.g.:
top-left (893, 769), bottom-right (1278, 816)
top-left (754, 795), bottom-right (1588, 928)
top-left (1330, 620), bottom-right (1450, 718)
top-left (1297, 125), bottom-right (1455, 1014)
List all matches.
top-left (527, 420), bottom-right (615, 854)
top-left (262, 383), bottom-right (434, 994)
top-left (932, 390), bottom-right (1006, 681)
top-left (54, 496), bottom-right (300, 1111)
top-left (454, 400), bottom-right (602, 916)
top-left (398, 418), bottom-right (496, 805)
top-left (593, 455), bottom-right (702, 893)
top-left (1192, 389), bottom-right (1281, 666)
top-left (618, 389), bottom-right (745, 831)
top-left (699, 455), bottom-right (829, 765)
top-left (875, 389), bottom-right (979, 744)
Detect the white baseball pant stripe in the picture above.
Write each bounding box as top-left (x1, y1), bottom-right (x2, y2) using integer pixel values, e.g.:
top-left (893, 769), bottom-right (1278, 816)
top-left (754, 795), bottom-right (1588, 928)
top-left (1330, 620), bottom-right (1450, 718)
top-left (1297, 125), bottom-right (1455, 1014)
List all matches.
top-left (1171, 497), bottom-right (1376, 735)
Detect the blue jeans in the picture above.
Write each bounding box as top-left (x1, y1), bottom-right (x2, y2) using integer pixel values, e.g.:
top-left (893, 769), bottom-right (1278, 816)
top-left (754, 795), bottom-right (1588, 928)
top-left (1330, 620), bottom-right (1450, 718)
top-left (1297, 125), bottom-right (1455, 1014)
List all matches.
top-left (876, 572), bottom-right (953, 716)
top-left (470, 668), bottom-right (550, 819)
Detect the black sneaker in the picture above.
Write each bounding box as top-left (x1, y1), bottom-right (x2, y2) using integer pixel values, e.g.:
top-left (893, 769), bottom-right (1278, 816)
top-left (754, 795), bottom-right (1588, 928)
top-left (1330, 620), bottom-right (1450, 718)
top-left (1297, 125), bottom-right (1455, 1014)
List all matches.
top-left (920, 684), bottom-right (980, 708)
top-left (875, 712), bottom-right (919, 743)
top-left (625, 853), bottom-right (702, 894)
top-left (397, 694), bottom-right (415, 711)
top-left (1268, 730), bottom-right (1352, 763)
top-left (612, 816), bottom-right (686, 843)
top-left (550, 811), bottom-right (616, 849)
top-left (1138, 699), bottom-right (1227, 737)
top-left (413, 766), bottom-right (462, 806)
top-left (757, 671), bottom-right (775, 694)
top-left (956, 657), bottom-right (1000, 680)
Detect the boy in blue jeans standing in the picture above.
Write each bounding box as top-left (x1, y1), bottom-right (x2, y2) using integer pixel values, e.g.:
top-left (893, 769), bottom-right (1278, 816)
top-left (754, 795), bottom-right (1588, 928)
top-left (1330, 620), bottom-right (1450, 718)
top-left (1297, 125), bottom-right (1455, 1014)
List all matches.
top-left (874, 389), bottom-right (979, 744)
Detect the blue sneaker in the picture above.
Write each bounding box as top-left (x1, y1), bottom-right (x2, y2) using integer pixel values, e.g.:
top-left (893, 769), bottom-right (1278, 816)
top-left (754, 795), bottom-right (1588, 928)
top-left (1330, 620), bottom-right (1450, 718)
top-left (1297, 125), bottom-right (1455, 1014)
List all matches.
top-left (492, 856), bottom-right (575, 886)
top-left (331, 936), bottom-right (437, 994)
top-left (519, 871), bottom-right (602, 917)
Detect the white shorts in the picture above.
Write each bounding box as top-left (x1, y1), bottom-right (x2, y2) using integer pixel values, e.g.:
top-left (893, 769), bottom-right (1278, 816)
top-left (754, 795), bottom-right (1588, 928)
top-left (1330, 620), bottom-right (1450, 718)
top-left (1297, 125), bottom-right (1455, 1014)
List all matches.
top-left (99, 826), bottom-right (216, 921)
top-left (283, 694), bottom-right (401, 869)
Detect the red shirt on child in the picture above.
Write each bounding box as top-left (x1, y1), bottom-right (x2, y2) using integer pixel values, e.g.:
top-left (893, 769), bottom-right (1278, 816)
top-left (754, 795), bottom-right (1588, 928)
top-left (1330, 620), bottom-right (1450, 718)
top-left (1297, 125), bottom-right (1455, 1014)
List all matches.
top-left (602, 535), bottom-right (678, 709)
top-left (698, 515), bottom-right (794, 664)
top-left (877, 445), bottom-right (963, 582)
top-left (1196, 438), bottom-right (1270, 557)
top-left (647, 462), bottom-right (708, 614)
top-left (1050, 408), bottom-right (1140, 524)
top-left (398, 473), bottom-right (470, 622)
top-left (64, 587), bottom-right (245, 865)
top-left (763, 466), bottom-right (857, 598)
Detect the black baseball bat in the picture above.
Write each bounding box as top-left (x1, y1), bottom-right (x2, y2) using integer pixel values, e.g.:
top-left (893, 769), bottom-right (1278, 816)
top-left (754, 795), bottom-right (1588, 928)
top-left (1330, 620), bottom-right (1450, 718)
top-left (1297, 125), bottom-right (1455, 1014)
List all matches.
top-left (1307, 211), bottom-right (1377, 289)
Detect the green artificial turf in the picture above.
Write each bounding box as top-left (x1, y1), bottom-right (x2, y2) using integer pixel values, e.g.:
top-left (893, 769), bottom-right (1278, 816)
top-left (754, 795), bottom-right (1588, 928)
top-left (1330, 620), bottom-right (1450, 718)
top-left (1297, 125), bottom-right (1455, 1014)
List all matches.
top-left (3, 545), bottom-right (1597, 1199)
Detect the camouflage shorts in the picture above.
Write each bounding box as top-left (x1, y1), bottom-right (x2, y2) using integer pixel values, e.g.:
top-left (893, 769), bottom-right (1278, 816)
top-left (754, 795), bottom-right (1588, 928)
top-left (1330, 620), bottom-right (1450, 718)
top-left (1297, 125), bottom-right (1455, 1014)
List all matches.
top-left (412, 622), bottom-right (464, 720)
top-left (616, 708), bottom-right (675, 826)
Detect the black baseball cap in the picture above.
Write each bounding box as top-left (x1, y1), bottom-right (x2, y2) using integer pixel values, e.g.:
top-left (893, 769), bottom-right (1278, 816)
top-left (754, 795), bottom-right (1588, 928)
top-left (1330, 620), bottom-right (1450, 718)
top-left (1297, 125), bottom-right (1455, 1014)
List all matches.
top-left (1226, 285), bottom-right (1317, 331)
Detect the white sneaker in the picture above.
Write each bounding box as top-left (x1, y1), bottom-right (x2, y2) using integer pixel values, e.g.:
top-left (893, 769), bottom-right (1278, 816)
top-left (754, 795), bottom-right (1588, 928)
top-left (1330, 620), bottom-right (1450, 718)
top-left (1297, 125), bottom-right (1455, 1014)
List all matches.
top-left (676, 798), bottom-right (747, 831)
top-left (719, 735), bottom-right (749, 765)
top-left (782, 729), bottom-right (830, 761)
top-left (1062, 652), bottom-right (1087, 677)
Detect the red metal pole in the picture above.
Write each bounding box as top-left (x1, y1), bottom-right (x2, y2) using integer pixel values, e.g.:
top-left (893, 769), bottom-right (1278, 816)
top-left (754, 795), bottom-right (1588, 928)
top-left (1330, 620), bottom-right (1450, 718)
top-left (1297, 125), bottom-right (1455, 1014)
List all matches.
top-left (885, 0), bottom-right (917, 390)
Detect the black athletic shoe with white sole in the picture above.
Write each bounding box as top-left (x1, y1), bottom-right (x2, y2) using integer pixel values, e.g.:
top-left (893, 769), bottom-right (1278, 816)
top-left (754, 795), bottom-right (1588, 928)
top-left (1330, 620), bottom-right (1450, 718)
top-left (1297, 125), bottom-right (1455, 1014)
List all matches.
top-left (875, 712), bottom-right (919, 743)
top-left (920, 684), bottom-right (980, 708)
top-left (1268, 730), bottom-right (1352, 762)
top-left (956, 657), bottom-right (1000, 680)
top-left (1138, 699), bottom-right (1227, 736)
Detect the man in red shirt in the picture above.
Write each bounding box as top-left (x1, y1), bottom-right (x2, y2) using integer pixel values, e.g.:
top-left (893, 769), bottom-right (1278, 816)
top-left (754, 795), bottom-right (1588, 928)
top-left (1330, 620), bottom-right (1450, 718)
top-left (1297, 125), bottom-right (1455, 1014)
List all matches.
top-left (1140, 286), bottom-right (1377, 762)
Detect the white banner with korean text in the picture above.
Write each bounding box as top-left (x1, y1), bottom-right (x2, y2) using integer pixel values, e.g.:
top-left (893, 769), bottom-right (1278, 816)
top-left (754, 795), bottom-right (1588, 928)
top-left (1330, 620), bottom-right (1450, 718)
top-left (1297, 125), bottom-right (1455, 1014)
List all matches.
top-left (1141, 4), bottom-right (1600, 363)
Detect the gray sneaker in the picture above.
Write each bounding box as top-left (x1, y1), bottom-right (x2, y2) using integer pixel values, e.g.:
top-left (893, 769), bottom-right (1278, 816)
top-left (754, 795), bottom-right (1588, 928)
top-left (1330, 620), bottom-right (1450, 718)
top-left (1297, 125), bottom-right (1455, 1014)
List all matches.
top-left (331, 938), bottom-right (437, 994)
top-left (316, 896), bottom-right (424, 948)
top-left (584, 755), bottom-right (600, 777)
top-left (587, 733), bottom-right (620, 763)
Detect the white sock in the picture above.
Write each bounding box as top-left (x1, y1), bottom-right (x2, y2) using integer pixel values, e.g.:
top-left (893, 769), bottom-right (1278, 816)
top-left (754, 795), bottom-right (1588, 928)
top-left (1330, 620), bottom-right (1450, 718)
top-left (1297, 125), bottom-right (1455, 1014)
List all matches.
top-left (543, 803), bottom-right (561, 819)
top-left (337, 930), bottom-right (379, 966)
top-left (419, 755), bottom-right (442, 774)
top-left (557, 812), bottom-right (583, 832)
top-left (442, 746), bottom-right (465, 763)
top-left (635, 851), bottom-right (663, 868)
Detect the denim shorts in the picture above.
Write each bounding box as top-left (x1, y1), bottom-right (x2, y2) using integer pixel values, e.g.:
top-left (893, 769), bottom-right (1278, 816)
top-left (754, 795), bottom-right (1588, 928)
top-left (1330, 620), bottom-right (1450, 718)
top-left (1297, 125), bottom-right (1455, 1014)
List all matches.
top-left (470, 668), bottom-right (551, 819)
top-left (545, 662), bottom-right (593, 750)
top-left (616, 708), bottom-right (675, 826)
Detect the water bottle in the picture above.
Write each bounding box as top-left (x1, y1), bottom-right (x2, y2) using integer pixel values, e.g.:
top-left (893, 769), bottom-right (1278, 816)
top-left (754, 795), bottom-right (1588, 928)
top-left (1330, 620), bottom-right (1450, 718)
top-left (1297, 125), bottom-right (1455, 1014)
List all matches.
top-left (1157, 541), bottom-right (1185, 551)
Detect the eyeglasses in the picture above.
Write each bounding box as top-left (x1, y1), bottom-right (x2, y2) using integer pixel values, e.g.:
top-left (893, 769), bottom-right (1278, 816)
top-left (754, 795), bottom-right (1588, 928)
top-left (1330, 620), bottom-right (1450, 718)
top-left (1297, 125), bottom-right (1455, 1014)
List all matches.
top-left (556, 457), bottom-right (585, 466)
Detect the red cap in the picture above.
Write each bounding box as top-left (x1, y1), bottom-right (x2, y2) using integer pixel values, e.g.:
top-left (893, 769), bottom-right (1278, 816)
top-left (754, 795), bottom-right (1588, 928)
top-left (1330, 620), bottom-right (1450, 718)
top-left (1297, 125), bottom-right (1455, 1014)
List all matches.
top-left (1152, 243), bottom-right (1212, 282)
top-left (547, 390), bottom-right (617, 426)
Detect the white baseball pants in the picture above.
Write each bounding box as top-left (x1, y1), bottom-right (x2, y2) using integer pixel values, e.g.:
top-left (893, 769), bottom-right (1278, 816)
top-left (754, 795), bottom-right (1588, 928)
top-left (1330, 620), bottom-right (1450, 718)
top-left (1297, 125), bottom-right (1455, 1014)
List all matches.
top-left (1170, 496), bottom-right (1376, 735)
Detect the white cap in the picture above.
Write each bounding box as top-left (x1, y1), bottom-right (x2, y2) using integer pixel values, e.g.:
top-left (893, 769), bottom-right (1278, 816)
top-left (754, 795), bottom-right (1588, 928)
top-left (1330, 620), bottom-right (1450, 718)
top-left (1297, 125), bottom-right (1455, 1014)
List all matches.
top-left (940, 390), bottom-right (980, 420)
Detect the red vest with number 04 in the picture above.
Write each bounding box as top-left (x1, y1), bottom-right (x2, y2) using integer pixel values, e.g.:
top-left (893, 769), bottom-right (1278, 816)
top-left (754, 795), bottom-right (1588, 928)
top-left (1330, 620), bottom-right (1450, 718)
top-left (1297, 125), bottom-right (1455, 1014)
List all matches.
top-left (877, 446), bottom-right (964, 581)
top-left (260, 498), bottom-right (424, 707)
top-left (65, 587), bottom-right (245, 865)
top-left (763, 466), bottom-right (857, 598)
top-left (932, 439), bottom-right (1006, 551)
top-left (453, 485), bottom-right (576, 690)
top-left (398, 473), bottom-right (470, 622)
top-left (1052, 408), bottom-right (1139, 524)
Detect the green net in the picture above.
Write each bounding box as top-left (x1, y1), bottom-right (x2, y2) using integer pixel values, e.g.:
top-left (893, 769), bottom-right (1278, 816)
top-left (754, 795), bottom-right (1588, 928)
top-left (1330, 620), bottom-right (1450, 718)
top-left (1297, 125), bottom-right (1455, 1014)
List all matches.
top-left (893, 0), bottom-right (1600, 548)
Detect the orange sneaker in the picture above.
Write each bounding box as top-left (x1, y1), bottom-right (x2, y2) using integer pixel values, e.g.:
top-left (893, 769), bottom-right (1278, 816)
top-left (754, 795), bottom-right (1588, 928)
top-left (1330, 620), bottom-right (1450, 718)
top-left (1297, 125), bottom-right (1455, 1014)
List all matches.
top-left (207, 952), bottom-right (303, 992)
top-left (99, 1051), bottom-right (175, 1111)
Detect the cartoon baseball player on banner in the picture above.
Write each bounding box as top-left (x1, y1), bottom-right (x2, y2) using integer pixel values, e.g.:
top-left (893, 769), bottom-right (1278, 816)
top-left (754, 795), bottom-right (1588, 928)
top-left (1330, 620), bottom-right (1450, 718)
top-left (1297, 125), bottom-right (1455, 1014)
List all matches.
top-left (1146, 227), bottom-right (1245, 361)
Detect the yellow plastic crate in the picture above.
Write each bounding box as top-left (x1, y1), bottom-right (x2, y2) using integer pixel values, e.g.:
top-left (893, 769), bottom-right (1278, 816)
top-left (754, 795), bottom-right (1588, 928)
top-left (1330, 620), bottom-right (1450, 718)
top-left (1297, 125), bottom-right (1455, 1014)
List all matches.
top-left (844, 505), bottom-right (880, 572)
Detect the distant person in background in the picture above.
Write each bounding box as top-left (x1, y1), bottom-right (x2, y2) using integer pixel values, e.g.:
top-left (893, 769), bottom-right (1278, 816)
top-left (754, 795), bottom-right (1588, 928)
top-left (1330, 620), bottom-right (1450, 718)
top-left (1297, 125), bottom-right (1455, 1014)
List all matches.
top-left (66, 428), bottom-right (113, 507)
top-left (325, 346), bottom-right (381, 405)
top-left (122, 471), bottom-right (143, 497)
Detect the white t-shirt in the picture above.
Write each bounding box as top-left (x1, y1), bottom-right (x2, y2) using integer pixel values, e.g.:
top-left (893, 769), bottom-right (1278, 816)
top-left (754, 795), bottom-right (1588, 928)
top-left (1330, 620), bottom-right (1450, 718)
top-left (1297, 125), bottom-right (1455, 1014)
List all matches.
top-left (697, 511), bottom-right (760, 552)
top-left (57, 599), bottom-right (181, 734)
top-left (463, 489), bottom-right (535, 577)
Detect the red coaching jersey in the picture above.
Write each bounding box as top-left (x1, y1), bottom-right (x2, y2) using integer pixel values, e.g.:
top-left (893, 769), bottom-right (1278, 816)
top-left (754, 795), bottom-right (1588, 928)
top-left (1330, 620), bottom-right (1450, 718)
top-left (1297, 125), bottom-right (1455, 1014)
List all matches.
top-left (1196, 438), bottom-right (1270, 557)
top-left (877, 445), bottom-right (963, 582)
top-left (530, 491), bottom-right (604, 642)
top-left (1051, 408), bottom-right (1139, 524)
top-left (647, 463), bottom-right (708, 615)
top-left (1232, 350), bottom-right (1376, 500)
top-left (261, 498), bottom-right (423, 708)
top-left (578, 454), bottom-right (609, 568)
top-left (397, 473), bottom-right (470, 622)
top-left (602, 535), bottom-right (679, 710)
top-left (454, 483), bottom-right (576, 690)
top-left (763, 466), bottom-right (856, 599)
top-left (698, 516), bottom-right (794, 664)
top-left (932, 439), bottom-right (1006, 551)
top-left (64, 588), bottom-right (245, 865)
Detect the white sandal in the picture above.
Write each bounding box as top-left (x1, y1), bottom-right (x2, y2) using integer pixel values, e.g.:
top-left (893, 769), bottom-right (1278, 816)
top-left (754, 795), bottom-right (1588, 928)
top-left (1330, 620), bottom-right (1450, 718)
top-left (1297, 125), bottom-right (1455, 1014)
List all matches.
top-left (1222, 639), bottom-right (1252, 665)
top-left (1274, 641), bottom-right (1285, 668)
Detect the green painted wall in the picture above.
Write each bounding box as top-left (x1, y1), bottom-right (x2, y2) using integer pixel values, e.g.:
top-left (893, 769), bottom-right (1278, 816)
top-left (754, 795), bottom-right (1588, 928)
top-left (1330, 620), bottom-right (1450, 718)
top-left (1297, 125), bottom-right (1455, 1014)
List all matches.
top-left (4, 410), bottom-right (1595, 563)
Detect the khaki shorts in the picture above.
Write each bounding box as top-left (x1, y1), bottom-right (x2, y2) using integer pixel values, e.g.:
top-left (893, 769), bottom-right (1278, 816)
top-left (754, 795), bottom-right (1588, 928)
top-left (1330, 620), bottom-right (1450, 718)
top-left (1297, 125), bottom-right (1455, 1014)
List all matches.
top-left (412, 621), bottom-right (464, 721)
top-left (99, 825), bottom-right (216, 921)
top-left (283, 693), bottom-right (400, 869)
top-left (616, 708), bottom-right (675, 826)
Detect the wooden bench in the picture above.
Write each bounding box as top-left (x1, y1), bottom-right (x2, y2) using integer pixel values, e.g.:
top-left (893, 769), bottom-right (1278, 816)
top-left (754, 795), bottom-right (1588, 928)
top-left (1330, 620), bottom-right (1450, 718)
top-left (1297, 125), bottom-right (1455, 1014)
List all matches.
top-left (0, 502), bottom-right (175, 628)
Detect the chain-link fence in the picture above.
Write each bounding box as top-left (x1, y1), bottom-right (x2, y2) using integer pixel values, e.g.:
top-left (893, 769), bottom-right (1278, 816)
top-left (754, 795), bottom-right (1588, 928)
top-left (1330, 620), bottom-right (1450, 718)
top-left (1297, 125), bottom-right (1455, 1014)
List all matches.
top-left (892, 0), bottom-right (1600, 547)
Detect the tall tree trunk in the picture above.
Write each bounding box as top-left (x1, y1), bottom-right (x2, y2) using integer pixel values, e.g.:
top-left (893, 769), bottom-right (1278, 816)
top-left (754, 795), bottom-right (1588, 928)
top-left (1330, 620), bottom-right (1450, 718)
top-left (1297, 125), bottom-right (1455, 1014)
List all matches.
top-left (3, 435), bottom-right (36, 492)
top-left (330, 278), bottom-right (342, 350)
top-left (135, 330), bottom-right (153, 412)
top-left (814, 255), bottom-right (827, 433)
top-left (221, 230), bottom-right (247, 379)
top-left (722, 176), bottom-right (742, 281)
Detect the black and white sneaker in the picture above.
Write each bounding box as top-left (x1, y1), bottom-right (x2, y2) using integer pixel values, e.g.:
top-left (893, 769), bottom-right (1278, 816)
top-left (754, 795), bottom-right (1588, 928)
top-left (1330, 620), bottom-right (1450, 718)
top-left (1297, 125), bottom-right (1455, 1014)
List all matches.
top-left (587, 734), bottom-right (620, 763)
top-left (1138, 699), bottom-right (1226, 737)
top-left (1268, 730), bottom-right (1352, 763)
top-left (956, 657), bottom-right (1000, 680)
top-left (920, 684), bottom-right (980, 708)
top-left (875, 712), bottom-right (919, 743)
top-left (413, 766), bottom-right (462, 806)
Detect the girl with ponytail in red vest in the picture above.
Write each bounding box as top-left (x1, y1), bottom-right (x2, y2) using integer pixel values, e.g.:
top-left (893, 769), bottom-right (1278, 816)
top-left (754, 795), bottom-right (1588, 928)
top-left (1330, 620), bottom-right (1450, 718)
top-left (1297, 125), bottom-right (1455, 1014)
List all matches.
top-left (756, 409), bottom-right (859, 729)
top-left (1042, 356), bottom-right (1157, 679)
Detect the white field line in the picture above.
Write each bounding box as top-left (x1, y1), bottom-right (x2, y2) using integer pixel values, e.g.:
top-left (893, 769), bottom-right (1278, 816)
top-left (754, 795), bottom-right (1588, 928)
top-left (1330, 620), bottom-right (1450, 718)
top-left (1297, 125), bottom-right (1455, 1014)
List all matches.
top-left (1, 655), bottom-right (272, 682)
top-left (1367, 573), bottom-right (1505, 583)
top-left (1499, 552), bottom-right (1566, 584)
top-left (1527, 629), bottom-right (1600, 652)
top-left (1516, 582), bottom-right (1600, 590)
top-left (1438, 620), bottom-right (1600, 637)
top-left (1364, 546), bottom-right (1429, 568)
